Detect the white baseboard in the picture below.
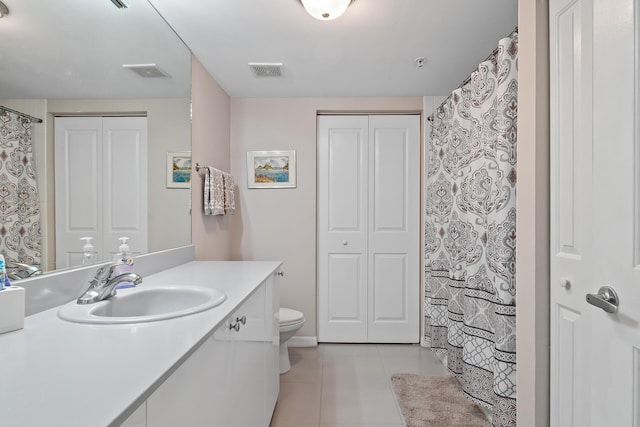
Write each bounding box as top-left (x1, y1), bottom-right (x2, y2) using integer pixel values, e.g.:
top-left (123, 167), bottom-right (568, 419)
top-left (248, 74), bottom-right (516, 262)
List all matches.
top-left (288, 336), bottom-right (318, 347)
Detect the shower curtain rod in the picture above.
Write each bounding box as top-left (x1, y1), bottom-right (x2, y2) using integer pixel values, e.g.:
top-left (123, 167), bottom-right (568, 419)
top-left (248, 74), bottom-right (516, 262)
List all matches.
top-left (427, 26), bottom-right (518, 122)
top-left (0, 106), bottom-right (43, 123)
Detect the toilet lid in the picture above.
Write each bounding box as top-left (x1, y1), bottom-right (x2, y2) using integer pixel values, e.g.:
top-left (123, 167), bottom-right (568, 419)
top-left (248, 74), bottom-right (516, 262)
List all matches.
top-left (280, 307), bottom-right (304, 326)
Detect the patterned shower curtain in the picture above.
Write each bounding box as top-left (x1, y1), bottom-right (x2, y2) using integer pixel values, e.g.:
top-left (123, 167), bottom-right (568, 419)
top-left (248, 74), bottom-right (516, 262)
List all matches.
top-left (423, 31), bottom-right (517, 427)
top-left (0, 109), bottom-right (41, 268)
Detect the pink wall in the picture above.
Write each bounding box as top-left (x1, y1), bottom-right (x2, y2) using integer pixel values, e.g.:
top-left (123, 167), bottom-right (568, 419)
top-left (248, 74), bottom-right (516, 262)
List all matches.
top-left (516, 0), bottom-right (550, 425)
top-left (191, 57), bottom-right (232, 261)
top-left (228, 97), bottom-right (422, 338)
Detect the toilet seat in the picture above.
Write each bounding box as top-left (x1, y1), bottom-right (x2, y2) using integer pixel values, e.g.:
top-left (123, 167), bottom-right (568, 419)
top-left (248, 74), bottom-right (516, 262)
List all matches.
top-left (279, 307), bottom-right (304, 327)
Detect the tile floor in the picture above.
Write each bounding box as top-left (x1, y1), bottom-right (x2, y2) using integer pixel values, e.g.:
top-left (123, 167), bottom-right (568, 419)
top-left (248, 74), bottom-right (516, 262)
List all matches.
top-left (269, 343), bottom-right (449, 427)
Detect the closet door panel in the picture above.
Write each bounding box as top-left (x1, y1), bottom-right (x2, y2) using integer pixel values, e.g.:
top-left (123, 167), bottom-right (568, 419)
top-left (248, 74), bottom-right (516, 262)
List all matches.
top-left (327, 253), bottom-right (366, 322)
top-left (64, 130), bottom-right (101, 230)
top-left (367, 115), bottom-right (420, 343)
top-left (318, 116), bottom-right (368, 342)
top-left (102, 117), bottom-right (148, 256)
top-left (55, 117), bottom-right (103, 268)
top-left (371, 128), bottom-right (407, 231)
top-left (328, 130), bottom-right (363, 231)
top-left (372, 253), bottom-right (407, 320)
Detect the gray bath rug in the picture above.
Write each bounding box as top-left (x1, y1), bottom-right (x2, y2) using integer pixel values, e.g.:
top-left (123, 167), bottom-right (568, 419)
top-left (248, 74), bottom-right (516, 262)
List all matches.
top-left (391, 374), bottom-right (490, 427)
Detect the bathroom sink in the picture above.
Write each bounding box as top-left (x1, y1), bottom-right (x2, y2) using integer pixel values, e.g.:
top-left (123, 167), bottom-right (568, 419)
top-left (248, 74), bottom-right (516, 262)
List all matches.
top-left (58, 285), bottom-right (226, 324)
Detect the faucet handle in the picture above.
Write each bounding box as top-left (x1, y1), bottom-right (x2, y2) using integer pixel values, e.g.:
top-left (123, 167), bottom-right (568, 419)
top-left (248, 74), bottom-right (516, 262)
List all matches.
top-left (93, 265), bottom-right (115, 282)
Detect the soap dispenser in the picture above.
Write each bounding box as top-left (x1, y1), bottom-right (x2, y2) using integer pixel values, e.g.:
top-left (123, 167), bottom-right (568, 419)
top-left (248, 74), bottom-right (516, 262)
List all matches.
top-left (118, 237), bottom-right (131, 262)
top-left (111, 237), bottom-right (135, 288)
top-left (80, 237), bottom-right (95, 265)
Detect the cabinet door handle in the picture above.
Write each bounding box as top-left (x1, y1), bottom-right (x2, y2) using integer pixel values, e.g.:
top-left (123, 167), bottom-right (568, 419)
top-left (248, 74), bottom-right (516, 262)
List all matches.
top-left (276, 271), bottom-right (284, 277)
top-left (236, 315), bottom-right (247, 325)
top-left (229, 321), bottom-right (240, 332)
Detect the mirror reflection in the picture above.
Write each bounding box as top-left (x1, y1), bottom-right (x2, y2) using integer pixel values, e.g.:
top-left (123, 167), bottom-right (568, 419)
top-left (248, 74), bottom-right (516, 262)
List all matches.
top-left (0, 0), bottom-right (192, 279)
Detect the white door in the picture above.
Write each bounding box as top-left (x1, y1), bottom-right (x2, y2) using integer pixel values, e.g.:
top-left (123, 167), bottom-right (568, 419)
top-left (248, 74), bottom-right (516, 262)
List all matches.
top-left (550, 0), bottom-right (640, 425)
top-left (318, 115), bottom-right (420, 343)
top-left (367, 115), bottom-right (420, 342)
top-left (55, 116), bottom-right (148, 268)
top-left (101, 117), bottom-right (148, 260)
top-left (55, 117), bottom-right (103, 268)
top-left (318, 116), bottom-right (369, 342)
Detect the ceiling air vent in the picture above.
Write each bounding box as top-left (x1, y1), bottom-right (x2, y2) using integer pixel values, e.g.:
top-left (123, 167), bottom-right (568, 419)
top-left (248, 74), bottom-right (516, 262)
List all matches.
top-left (248, 63), bottom-right (284, 78)
top-left (122, 64), bottom-right (171, 78)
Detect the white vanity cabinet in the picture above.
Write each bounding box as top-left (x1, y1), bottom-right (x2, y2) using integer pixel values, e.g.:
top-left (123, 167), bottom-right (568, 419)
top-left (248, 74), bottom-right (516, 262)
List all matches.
top-left (232, 272), bottom-right (280, 426)
top-left (143, 273), bottom-right (279, 427)
top-left (144, 322), bottom-right (233, 426)
top-left (0, 260), bottom-right (282, 427)
top-left (264, 272), bottom-right (280, 418)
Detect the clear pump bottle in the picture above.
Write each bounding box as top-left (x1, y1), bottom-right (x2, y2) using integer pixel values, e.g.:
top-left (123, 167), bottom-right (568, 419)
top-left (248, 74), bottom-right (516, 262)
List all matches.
top-left (80, 237), bottom-right (95, 265)
top-left (111, 237), bottom-right (135, 288)
top-left (118, 237), bottom-right (131, 261)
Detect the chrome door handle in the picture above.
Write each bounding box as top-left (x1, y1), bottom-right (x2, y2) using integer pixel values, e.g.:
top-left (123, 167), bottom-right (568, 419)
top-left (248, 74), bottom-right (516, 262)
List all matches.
top-left (586, 286), bottom-right (619, 313)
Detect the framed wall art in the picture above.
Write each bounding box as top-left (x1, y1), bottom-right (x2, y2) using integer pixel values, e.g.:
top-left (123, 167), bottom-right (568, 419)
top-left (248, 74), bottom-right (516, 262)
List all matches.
top-left (247, 150), bottom-right (297, 189)
top-left (166, 151), bottom-right (192, 188)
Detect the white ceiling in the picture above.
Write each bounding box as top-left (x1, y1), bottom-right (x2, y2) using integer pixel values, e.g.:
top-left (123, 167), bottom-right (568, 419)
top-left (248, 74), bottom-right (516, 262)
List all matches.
top-left (1, 0), bottom-right (518, 100)
top-left (149, 0), bottom-right (518, 98)
top-left (0, 0), bottom-right (191, 99)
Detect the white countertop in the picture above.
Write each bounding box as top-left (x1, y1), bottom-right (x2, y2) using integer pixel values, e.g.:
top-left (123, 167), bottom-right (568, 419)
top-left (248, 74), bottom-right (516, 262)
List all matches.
top-left (0, 261), bottom-right (281, 427)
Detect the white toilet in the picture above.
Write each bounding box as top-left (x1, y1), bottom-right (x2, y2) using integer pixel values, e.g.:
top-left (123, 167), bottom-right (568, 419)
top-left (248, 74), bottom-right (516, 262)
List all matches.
top-left (278, 307), bottom-right (305, 374)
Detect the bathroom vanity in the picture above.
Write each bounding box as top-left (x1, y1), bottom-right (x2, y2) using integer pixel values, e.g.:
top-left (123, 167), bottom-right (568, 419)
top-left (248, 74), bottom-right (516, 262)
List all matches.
top-left (0, 260), bottom-right (280, 427)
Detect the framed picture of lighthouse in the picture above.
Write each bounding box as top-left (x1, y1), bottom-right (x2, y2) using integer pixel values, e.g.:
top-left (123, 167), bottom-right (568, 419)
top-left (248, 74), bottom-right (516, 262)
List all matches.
top-left (247, 150), bottom-right (296, 189)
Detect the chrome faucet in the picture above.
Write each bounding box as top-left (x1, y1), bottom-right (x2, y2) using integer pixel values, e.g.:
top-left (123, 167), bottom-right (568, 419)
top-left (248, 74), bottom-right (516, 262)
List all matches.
top-left (77, 264), bottom-right (143, 305)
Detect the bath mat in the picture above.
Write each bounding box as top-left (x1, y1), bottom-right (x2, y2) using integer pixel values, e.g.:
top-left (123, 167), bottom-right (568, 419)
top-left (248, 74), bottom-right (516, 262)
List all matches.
top-left (391, 374), bottom-right (490, 427)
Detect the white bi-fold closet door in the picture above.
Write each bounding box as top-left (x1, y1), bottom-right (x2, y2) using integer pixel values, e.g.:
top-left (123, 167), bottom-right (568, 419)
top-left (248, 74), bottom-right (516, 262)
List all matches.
top-left (54, 116), bottom-right (148, 269)
top-left (318, 115), bottom-right (420, 343)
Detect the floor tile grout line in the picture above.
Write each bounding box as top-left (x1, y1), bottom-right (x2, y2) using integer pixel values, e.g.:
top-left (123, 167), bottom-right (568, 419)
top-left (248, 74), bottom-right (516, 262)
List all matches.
top-left (378, 344), bottom-right (408, 425)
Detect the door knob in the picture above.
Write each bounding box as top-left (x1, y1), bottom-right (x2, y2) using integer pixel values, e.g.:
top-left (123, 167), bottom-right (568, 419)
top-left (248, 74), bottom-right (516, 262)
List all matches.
top-left (586, 286), bottom-right (619, 313)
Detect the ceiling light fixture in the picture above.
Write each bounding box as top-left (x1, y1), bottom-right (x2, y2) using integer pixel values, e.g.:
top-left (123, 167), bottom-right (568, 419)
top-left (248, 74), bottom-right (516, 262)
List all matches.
top-left (0, 1), bottom-right (10, 18)
top-left (300, 0), bottom-right (354, 21)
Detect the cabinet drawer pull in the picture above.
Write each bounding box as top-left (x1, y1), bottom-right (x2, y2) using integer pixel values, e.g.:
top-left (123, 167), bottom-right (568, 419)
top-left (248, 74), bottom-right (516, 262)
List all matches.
top-left (236, 315), bottom-right (247, 325)
top-left (276, 271), bottom-right (284, 277)
top-left (229, 321), bottom-right (240, 332)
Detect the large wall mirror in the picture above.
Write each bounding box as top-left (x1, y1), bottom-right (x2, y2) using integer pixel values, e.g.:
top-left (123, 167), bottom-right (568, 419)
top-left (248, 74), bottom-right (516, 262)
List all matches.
top-left (0, 0), bottom-right (192, 279)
